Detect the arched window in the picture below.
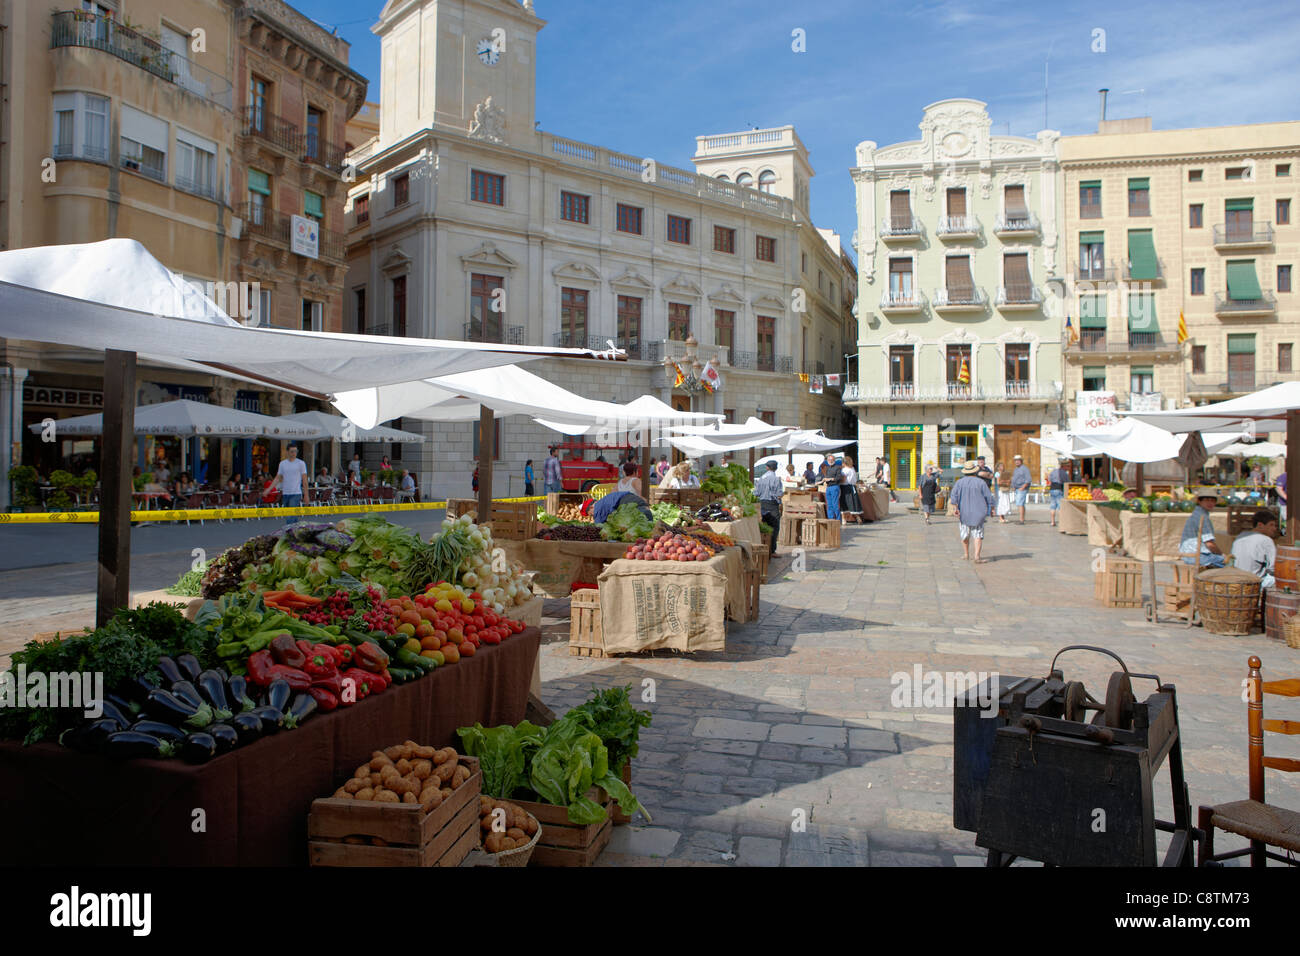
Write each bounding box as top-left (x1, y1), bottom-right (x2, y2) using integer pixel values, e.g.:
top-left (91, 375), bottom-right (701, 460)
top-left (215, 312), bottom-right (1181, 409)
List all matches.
top-left (715, 174), bottom-right (730, 182)
top-left (758, 170), bottom-right (777, 193)
top-left (735, 172), bottom-right (753, 188)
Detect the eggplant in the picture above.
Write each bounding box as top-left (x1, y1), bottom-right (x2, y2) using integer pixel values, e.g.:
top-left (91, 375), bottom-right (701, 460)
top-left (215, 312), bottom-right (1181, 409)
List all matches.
top-left (155, 656), bottom-right (185, 685)
top-left (205, 723), bottom-right (238, 755)
top-left (96, 699), bottom-right (133, 731)
top-left (169, 680), bottom-right (203, 710)
top-left (181, 732), bottom-right (217, 763)
top-left (103, 731), bottom-right (177, 760)
top-left (230, 711), bottom-right (263, 745)
top-left (196, 670), bottom-right (230, 712)
top-left (175, 653), bottom-right (202, 682)
top-left (121, 673), bottom-right (160, 706)
top-left (226, 675), bottom-right (256, 714)
top-left (104, 692), bottom-right (138, 717)
top-left (61, 718), bottom-right (119, 753)
top-left (250, 705), bottom-right (284, 734)
top-left (283, 693), bottom-right (317, 729)
top-left (128, 719), bottom-right (187, 743)
top-left (265, 679), bottom-right (292, 713)
top-left (143, 688), bottom-right (214, 730)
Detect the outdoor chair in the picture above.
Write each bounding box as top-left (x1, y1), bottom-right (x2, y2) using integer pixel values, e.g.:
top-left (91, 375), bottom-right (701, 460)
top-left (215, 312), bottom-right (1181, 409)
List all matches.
top-left (1198, 656), bottom-right (1300, 867)
top-left (182, 492), bottom-right (207, 526)
top-left (379, 486), bottom-right (396, 503)
top-left (395, 486), bottom-right (416, 504)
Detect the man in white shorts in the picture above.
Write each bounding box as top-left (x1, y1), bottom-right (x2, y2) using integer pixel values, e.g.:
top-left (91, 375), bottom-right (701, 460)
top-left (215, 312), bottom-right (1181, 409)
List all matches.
top-left (950, 460), bottom-right (997, 563)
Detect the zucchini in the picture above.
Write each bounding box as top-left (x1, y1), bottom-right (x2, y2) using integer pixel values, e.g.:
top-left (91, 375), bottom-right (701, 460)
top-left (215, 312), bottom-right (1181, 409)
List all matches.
top-left (395, 648), bottom-right (437, 673)
top-left (386, 666), bottom-right (419, 683)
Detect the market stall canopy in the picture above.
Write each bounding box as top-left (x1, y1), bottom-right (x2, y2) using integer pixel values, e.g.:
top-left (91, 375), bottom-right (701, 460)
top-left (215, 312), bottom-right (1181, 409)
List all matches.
top-left (776, 430), bottom-right (854, 454)
top-left (1032, 420), bottom-right (1240, 466)
top-left (279, 411), bottom-right (426, 443)
top-left (0, 240), bottom-right (624, 404)
top-left (668, 417), bottom-right (794, 446)
top-left (26, 399), bottom-right (326, 438)
top-left (1215, 441), bottom-right (1287, 459)
top-left (1122, 382), bottom-right (1300, 434)
top-left (1029, 432), bottom-right (1092, 459)
top-left (533, 393), bottom-right (722, 436)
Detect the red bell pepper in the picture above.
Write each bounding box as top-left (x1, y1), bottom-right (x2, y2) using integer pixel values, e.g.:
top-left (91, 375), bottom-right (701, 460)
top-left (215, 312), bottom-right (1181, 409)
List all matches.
top-left (247, 650), bottom-right (277, 686)
top-left (270, 634), bottom-right (306, 668)
top-left (296, 639), bottom-right (315, 659)
top-left (307, 685), bottom-right (339, 712)
top-left (341, 668), bottom-right (371, 702)
top-left (304, 644), bottom-right (338, 678)
top-left (311, 669), bottom-right (343, 696)
top-left (368, 669), bottom-right (390, 694)
top-left (334, 643), bottom-right (355, 666)
top-left (265, 665), bottom-right (312, 691)
top-left (353, 641), bottom-right (389, 674)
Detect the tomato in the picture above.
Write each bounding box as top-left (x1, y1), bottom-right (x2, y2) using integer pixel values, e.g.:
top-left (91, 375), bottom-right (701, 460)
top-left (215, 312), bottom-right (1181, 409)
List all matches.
top-left (469, 592), bottom-right (483, 602)
top-left (441, 644), bottom-right (460, 664)
top-left (433, 629), bottom-right (447, 644)
top-left (446, 627), bottom-right (464, 643)
top-left (459, 641), bottom-right (476, 658)
top-left (464, 625), bottom-right (477, 637)
top-left (480, 630), bottom-right (501, 645)
top-left (420, 635), bottom-right (441, 651)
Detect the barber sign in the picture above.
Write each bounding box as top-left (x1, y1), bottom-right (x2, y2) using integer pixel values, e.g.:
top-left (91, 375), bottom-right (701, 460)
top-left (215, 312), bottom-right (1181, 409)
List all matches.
top-left (291, 215), bottom-right (319, 259)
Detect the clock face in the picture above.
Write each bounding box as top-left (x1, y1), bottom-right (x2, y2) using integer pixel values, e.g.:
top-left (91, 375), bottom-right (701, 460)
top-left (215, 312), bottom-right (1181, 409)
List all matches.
top-left (476, 37), bottom-right (501, 66)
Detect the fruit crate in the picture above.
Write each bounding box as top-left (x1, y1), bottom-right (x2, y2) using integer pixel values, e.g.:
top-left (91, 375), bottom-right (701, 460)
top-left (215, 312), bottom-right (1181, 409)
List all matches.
top-left (1093, 558), bottom-right (1144, 608)
top-left (308, 757), bottom-right (482, 867)
top-left (812, 519), bottom-right (840, 549)
top-left (509, 791), bottom-right (614, 866)
top-left (546, 491), bottom-right (587, 515)
top-left (568, 588), bottom-right (606, 657)
top-left (755, 546), bottom-right (770, 583)
top-left (488, 499), bottom-right (538, 541)
top-left (778, 517), bottom-right (803, 548)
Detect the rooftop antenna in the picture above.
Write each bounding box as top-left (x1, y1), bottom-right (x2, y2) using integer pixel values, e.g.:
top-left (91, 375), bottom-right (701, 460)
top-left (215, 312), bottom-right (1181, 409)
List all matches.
top-left (1043, 38), bottom-right (1056, 130)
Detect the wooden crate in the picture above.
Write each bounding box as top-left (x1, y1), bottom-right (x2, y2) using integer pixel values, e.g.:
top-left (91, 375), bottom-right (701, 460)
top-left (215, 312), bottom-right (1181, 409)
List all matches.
top-left (308, 757), bottom-right (482, 867)
top-left (509, 791), bottom-right (614, 867)
top-left (1094, 558), bottom-right (1144, 608)
top-left (754, 547), bottom-right (770, 583)
top-left (568, 588), bottom-right (606, 657)
top-left (610, 761), bottom-right (633, 825)
top-left (778, 516), bottom-right (801, 548)
top-left (445, 497), bottom-right (478, 520)
top-left (487, 499), bottom-right (538, 541)
top-left (813, 519), bottom-right (840, 549)
top-left (546, 491), bottom-right (587, 515)
top-left (745, 568), bottom-right (761, 622)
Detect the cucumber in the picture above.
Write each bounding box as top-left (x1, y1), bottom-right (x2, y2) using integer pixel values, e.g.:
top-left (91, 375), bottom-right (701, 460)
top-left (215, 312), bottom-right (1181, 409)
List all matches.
top-left (387, 666), bottom-right (420, 683)
top-left (395, 648), bottom-right (437, 673)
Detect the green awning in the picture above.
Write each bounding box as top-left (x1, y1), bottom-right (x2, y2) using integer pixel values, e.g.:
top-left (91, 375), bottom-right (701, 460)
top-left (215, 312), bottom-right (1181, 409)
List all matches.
top-left (1080, 294), bottom-right (1107, 328)
top-left (1083, 366), bottom-right (1105, 377)
top-left (1080, 180), bottom-right (1101, 189)
top-left (1128, 294), bottom-right (1157, 332)
top-left (248, 169), bottom-right (270, 196)
top-left (1226, 260), bottom-right (1262, 300)
top-left (1131, 365), bottom-right (1153, 376)
top-left (1128, 178), bottom-right (1149, 190)
top-left (1227, 334), bottom-right (1255, 355)
top-left (1225, 198), bottom-right (1254, 212)
top-left (1127, 230), bottom-right (1158, 280)
top-left (1079, 231), bottom-right (1104, 244)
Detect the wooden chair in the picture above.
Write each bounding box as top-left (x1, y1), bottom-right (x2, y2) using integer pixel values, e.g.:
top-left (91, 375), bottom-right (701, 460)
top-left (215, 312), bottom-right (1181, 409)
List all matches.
top-left (1198, 656), bottom-right (1300, 866)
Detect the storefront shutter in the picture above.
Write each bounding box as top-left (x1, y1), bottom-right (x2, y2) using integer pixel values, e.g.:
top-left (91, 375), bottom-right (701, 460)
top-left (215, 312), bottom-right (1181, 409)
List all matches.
top-left (1227, 334), bottom-right (1256, 355)
top-left (1127, 294), bottom-right (1158, 332)
top-left (1224, 198), bottom-right (1254, 212)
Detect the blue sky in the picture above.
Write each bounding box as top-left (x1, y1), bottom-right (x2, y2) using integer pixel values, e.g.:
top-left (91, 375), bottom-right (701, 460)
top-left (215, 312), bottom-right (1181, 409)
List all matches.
top-left (311, 0), bottom-right (1298, 248)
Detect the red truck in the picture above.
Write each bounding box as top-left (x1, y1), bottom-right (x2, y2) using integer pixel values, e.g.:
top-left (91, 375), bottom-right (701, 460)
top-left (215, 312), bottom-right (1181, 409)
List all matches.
top-left (551, 439), bottom-right (633, 492)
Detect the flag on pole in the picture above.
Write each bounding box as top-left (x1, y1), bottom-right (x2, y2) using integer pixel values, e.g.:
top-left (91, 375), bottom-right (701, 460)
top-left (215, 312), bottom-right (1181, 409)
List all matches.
top-left (1177, 311), bottom-right (1189, 344)
top-left (958, 356), bottom-right (971, 385)
top-left (1065, 314), bottom-right (1079, 345)
top-left (671, 361), bottom-right (685, 388)
top-left (701, 359), bottom-right (723, 393)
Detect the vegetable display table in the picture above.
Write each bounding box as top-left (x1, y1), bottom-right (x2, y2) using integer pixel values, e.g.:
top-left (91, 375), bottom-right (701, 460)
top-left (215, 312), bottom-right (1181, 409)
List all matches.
top-left (1058, 499), bottom-right (1088, 535)
top-left (0, 628), bottom-right (539, 867)
top-left (1086, 503), bottom-right (1124, 547)
top-left (705, 514), bottom-right (761, 545)
top-left (499, 539), bottom-right (628, 598)
top-left (1118, 511), bottom-right (1231, 562)
top-left (595, 547), bottom-right (749, 654)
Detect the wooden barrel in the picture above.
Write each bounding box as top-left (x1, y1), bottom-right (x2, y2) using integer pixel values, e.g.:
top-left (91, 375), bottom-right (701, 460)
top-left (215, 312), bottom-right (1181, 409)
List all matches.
top-left (1275, 543), bottom-right (1300, 589)
top-left (1265, 589), bottom-right (1300, 641)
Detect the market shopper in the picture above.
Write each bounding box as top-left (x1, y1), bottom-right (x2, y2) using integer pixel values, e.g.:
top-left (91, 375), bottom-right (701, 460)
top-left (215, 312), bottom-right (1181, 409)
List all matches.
top-left (975, 456), bottom-right (994, 488)
top-left (656, 456), bottom-right (670, 482)
top-left (880, 457), bottom-right (897, 503)
top-left (839, 455), bottom-right (863, 523)
top-left (1011, 454), bottom-right (1032, 524)
top-left (523, 459), bottom-right (535, 496)
top-left (271, 444), bottom-right (308, 525)
top-left (951, 460), bottom-right (996, 563)
top-left (1047, 460), bottom-right (1070, 527)
top-left (591, 490), bottom-right (651, 525)
top-left (823, 455), bottom-right (843, 521)
top-left (543, 448), bottom-right (564, 494)
top-left (616, 461), bottom-right (642, 496)
top-left (994, 462), bottom-right (1011, 523)
top-left (348, 453), bottom-right (362, 484)
top-left (1231, 509), bottom-right (1280, 589)
top-left (1277, 472), bottom-right (1288, 521)
top-left (755, 460), bottom-right (784, 555)
top-left (918, 465), bottom-right (940, 524)
top-left (803, 461), bottom-right (817, 486)
top-left (1180, 490), bottom-right (1226, 568)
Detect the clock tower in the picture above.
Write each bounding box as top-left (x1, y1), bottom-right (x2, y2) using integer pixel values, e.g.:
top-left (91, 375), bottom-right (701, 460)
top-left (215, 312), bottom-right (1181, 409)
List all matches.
top-left (373, 0), bottom-right (544, 149)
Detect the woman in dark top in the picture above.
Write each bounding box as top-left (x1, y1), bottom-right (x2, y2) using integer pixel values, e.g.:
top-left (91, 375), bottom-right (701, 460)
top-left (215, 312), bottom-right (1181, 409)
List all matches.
top-left (918, 466), bottom-right (940, 525)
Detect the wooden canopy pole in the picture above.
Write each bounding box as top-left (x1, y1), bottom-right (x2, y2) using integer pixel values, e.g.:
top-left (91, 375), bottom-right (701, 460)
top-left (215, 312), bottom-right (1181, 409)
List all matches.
top-left (640, 440), bottom-right (652, 498)
top-left (477, 404), bottom-right (494, 525)
top-left (97, 349), bottom-right (136, 627)
top-left (748, 446), bottom-right (756, 476)
top-left (1288, 408), bottom-right (1299, 544)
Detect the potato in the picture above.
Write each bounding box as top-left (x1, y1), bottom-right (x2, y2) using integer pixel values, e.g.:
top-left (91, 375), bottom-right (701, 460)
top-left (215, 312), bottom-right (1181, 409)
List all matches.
top-left (402, 791), bottom-right (418, 804)
top-left (374, 789), bottom-right (401, 803)
top-left (451, 765), bottom-right (471, 790)
top-left (480, 815), bottom-right (496, 832)
top-left (412, 759), bottom-right (432, 780)
top-left (523, 816), bottom-right (538, 836)
top-left (395, 758), bottom-right (412, 775)
top-left (354, 764), bottom-right (372, 780)
top-left (484, 832), bottom-right (507, 853)
top-left (343, 778), bottom-right (366, 794)
top-left (506, 827), bottom-right (526, 842)
top-left (414, 745), bottom-right (437, 759)
top-left (370, 755), bottom-right (392, 771)
top-left (355, 788), bottom-right (375, 800)
top-left (419, 787), bottom-right (443, 810)
top-left (500, 837), bottom-right (520, 851)
top-left (479, 795), bottom-right (496, 814)
top-left (379, 765), bottom-right (401, 783)
top-left (434, 761), bottom-right (456, 784)
top-left (432, 747), bottom-right (455, 766)
top-left (441, 787), bottom-right (453, 800)
top-left (333, 787), bottom-right (354, 799)
top-left (370, 773), bottom-right (383, 788)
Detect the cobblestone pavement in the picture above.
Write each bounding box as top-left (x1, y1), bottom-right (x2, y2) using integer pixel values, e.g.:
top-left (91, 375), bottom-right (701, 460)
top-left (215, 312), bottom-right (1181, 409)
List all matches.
top-left (537, 505), bottom-right (1300, 866)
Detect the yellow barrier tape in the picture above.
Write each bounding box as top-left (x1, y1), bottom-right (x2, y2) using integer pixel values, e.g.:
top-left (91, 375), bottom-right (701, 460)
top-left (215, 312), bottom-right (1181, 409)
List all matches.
top-left (0, 496), bottom-right (547, 525)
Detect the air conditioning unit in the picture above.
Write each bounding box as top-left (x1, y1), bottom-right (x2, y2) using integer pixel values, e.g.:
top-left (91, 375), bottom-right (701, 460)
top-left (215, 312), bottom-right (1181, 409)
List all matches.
top-left (230, 217), bottom-right (243, 239)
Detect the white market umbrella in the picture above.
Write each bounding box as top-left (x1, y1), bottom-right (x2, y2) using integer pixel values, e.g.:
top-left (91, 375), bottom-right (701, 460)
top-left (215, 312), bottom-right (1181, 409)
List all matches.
top-left (1123, 382), bottom-right (1300, 434)
top-left (776, 429), bottom-right (854, 454)
top-left (280, 410), bottom-right (426, 443)
top-left (668, 416), bottom-right (793, 447)
top-left (29, 399), bottom-right (325, 438)
top-left (1215, 441), bottom-right (1287, 459)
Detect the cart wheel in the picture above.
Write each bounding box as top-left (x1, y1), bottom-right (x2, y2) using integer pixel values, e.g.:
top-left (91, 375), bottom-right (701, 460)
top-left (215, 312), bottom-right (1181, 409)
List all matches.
top-left (1143, 601), bottom-right (1155, 622)
top-left (1103, 671), bottom-right (1135, 730)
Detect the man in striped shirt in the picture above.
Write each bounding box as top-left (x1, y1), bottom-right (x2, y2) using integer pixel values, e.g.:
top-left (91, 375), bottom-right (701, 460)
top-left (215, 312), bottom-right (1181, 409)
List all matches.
top-left (755, 461), bottom-right (784, 556)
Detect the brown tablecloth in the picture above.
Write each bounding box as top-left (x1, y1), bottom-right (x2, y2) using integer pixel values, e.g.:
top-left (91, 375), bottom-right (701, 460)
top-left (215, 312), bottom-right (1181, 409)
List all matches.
top-left (0, 628), bottom-right (539, 866)
top-left (1086, 503), bottom-right (1124, 547)
top-left (706, 515), bottom-right (761, 545)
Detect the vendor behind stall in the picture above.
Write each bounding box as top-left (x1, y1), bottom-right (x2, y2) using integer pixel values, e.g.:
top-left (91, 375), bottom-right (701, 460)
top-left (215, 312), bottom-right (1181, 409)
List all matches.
top-left (591, 490), bottom-right (652, 525)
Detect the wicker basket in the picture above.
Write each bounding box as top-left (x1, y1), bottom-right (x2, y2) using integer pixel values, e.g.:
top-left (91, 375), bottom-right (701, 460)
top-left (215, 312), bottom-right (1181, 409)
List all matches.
top-left (1283, 614), bottom-right (1300, 650)
top-left (492, 811), bottom-right (542, 867)
top-left (1195, 567), bottom-right (1262, 636)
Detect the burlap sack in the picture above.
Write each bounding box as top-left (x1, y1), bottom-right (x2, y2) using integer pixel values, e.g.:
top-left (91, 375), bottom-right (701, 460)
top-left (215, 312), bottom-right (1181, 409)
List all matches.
top-left (1059, 499), bottom-right (1088, 534)
top-left (706, 514), bottom-right (761, 545)
top-left (1121, 510), bottom-right (1230, 561)
top-left (1086, 503), bottom-right (1124, 547)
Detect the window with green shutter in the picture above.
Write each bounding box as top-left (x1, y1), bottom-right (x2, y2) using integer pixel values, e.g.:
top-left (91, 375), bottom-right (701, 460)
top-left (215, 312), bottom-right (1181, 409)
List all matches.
top-left (1227, 334), bottom-right (1255, 355)
top-left (1128, 177), bottom-right (1150, 216)
top-left (1127, 293), bottom-right (1157, 334)
top-left (1227, 334), bottom-right (1255, 392)
top-left (1079, 294), bottom-right (1107, 328)
top-left (1225, 260), bottom-right (1262, 300)
top-left (1127, 229), bottom-right (1158, 280)
top-left (304, 190), bottom-right (323, 221)
top-left (248, 169), bottom-right (270, 195)
top-left (1224, 198), bottom-right (1254, 211)
top-left (1083, 366), bottom-right (1106, 390)
top-left (1080, 181), bottom-right (1102, 218)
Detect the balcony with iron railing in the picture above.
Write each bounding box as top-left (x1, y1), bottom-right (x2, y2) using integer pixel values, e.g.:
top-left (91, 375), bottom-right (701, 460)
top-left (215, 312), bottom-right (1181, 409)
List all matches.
top-left (846, 382), bottom-right (1062, 404)
top-left (932, 287), bottom-right (988, 312)
top-left (50, 11), bottom-right (233, 110)
top-left (176, 172), bottom-right (219, 202)
top-left (995, 285), bottom-right (1043, 309)
top-left (1214, 290), bottom-right (1276, 317)
top-left (880, 289), bottom-right (926, 313)
top-left (1073, 259), bottom-right (1118, 283)
top-left (879, 216), bottom-right (923, 241)
top-left (731, 351), bottom-right (794, 373)
top-left (302, 130), bottom-right (347, 174)
top-left (802, 360), bottom-right (826, 378)
top-left (235, 204), bottom-right (345, 261)
top-left (1187, 370), bottom-right (1290, 396)
top-left (465, 322), bottom-right (524, 344)
top-left (1213, 222), bottom-right (1274, 249)
top-left (120, 152), bottom-right (166, 184)
top-left (240, 106), bottom-right (302, 155)
top-left (659, 337), bottom-right (729, 367)
top-left (1122, 257), bottom-right (1165, 282)
top-left (936, 215), bottom-right (981, 239)
top-left (994, 212), bottom-right (1040, 236)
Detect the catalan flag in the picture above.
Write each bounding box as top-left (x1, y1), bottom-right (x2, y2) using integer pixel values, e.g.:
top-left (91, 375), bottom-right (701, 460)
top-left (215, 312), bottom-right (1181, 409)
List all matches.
top-left (1177, 310), bottom-right (1189, 344)
top-left (957, 356), bottom-right (971, 385)
top-left (672, 361), bottom-right (685, 388)
top-left (1065, 313), bottom-right (1079, 344)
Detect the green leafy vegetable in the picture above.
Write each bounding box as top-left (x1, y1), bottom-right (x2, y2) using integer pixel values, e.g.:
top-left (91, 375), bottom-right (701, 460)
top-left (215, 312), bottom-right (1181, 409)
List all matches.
top-left (567, 684), bottom-right (653, 776)
top-left (457, 720), bottom-right (544, 798)
top-left (528, 711), bottom-right (650, 824)
top-left (600, 501), bottom-right (657, 542)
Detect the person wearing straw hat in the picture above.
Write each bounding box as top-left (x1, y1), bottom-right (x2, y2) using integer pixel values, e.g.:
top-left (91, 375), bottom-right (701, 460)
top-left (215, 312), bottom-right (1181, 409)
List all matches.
top-left (951, 460), bottom-right (996, 563)
top-left (1010, 454), bottom-right (1032, 524)
top-left (1180, 488), bottom-right (1226, 568)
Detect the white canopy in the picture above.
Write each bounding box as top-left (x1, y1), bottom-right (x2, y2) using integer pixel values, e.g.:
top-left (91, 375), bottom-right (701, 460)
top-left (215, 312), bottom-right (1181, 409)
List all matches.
top-left (776, 429), bottom-right (854, 454)
top-left (27, 399), bottom-right (325, 439)
top-left (0, 240), bottom-right (621, 405)
top-left (534, 393), bottom-right (721, 437)
top-left (1031, 419), bottom-right (1241, 466)
top-left (1216, 441), bottom-right (1287, 459)
top-left (279, 411), bottom-right (426, 443)
top-left (1123, 381), bottom-right (1300, 434)
top-left (668, 416), bottom-right (794, 446)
